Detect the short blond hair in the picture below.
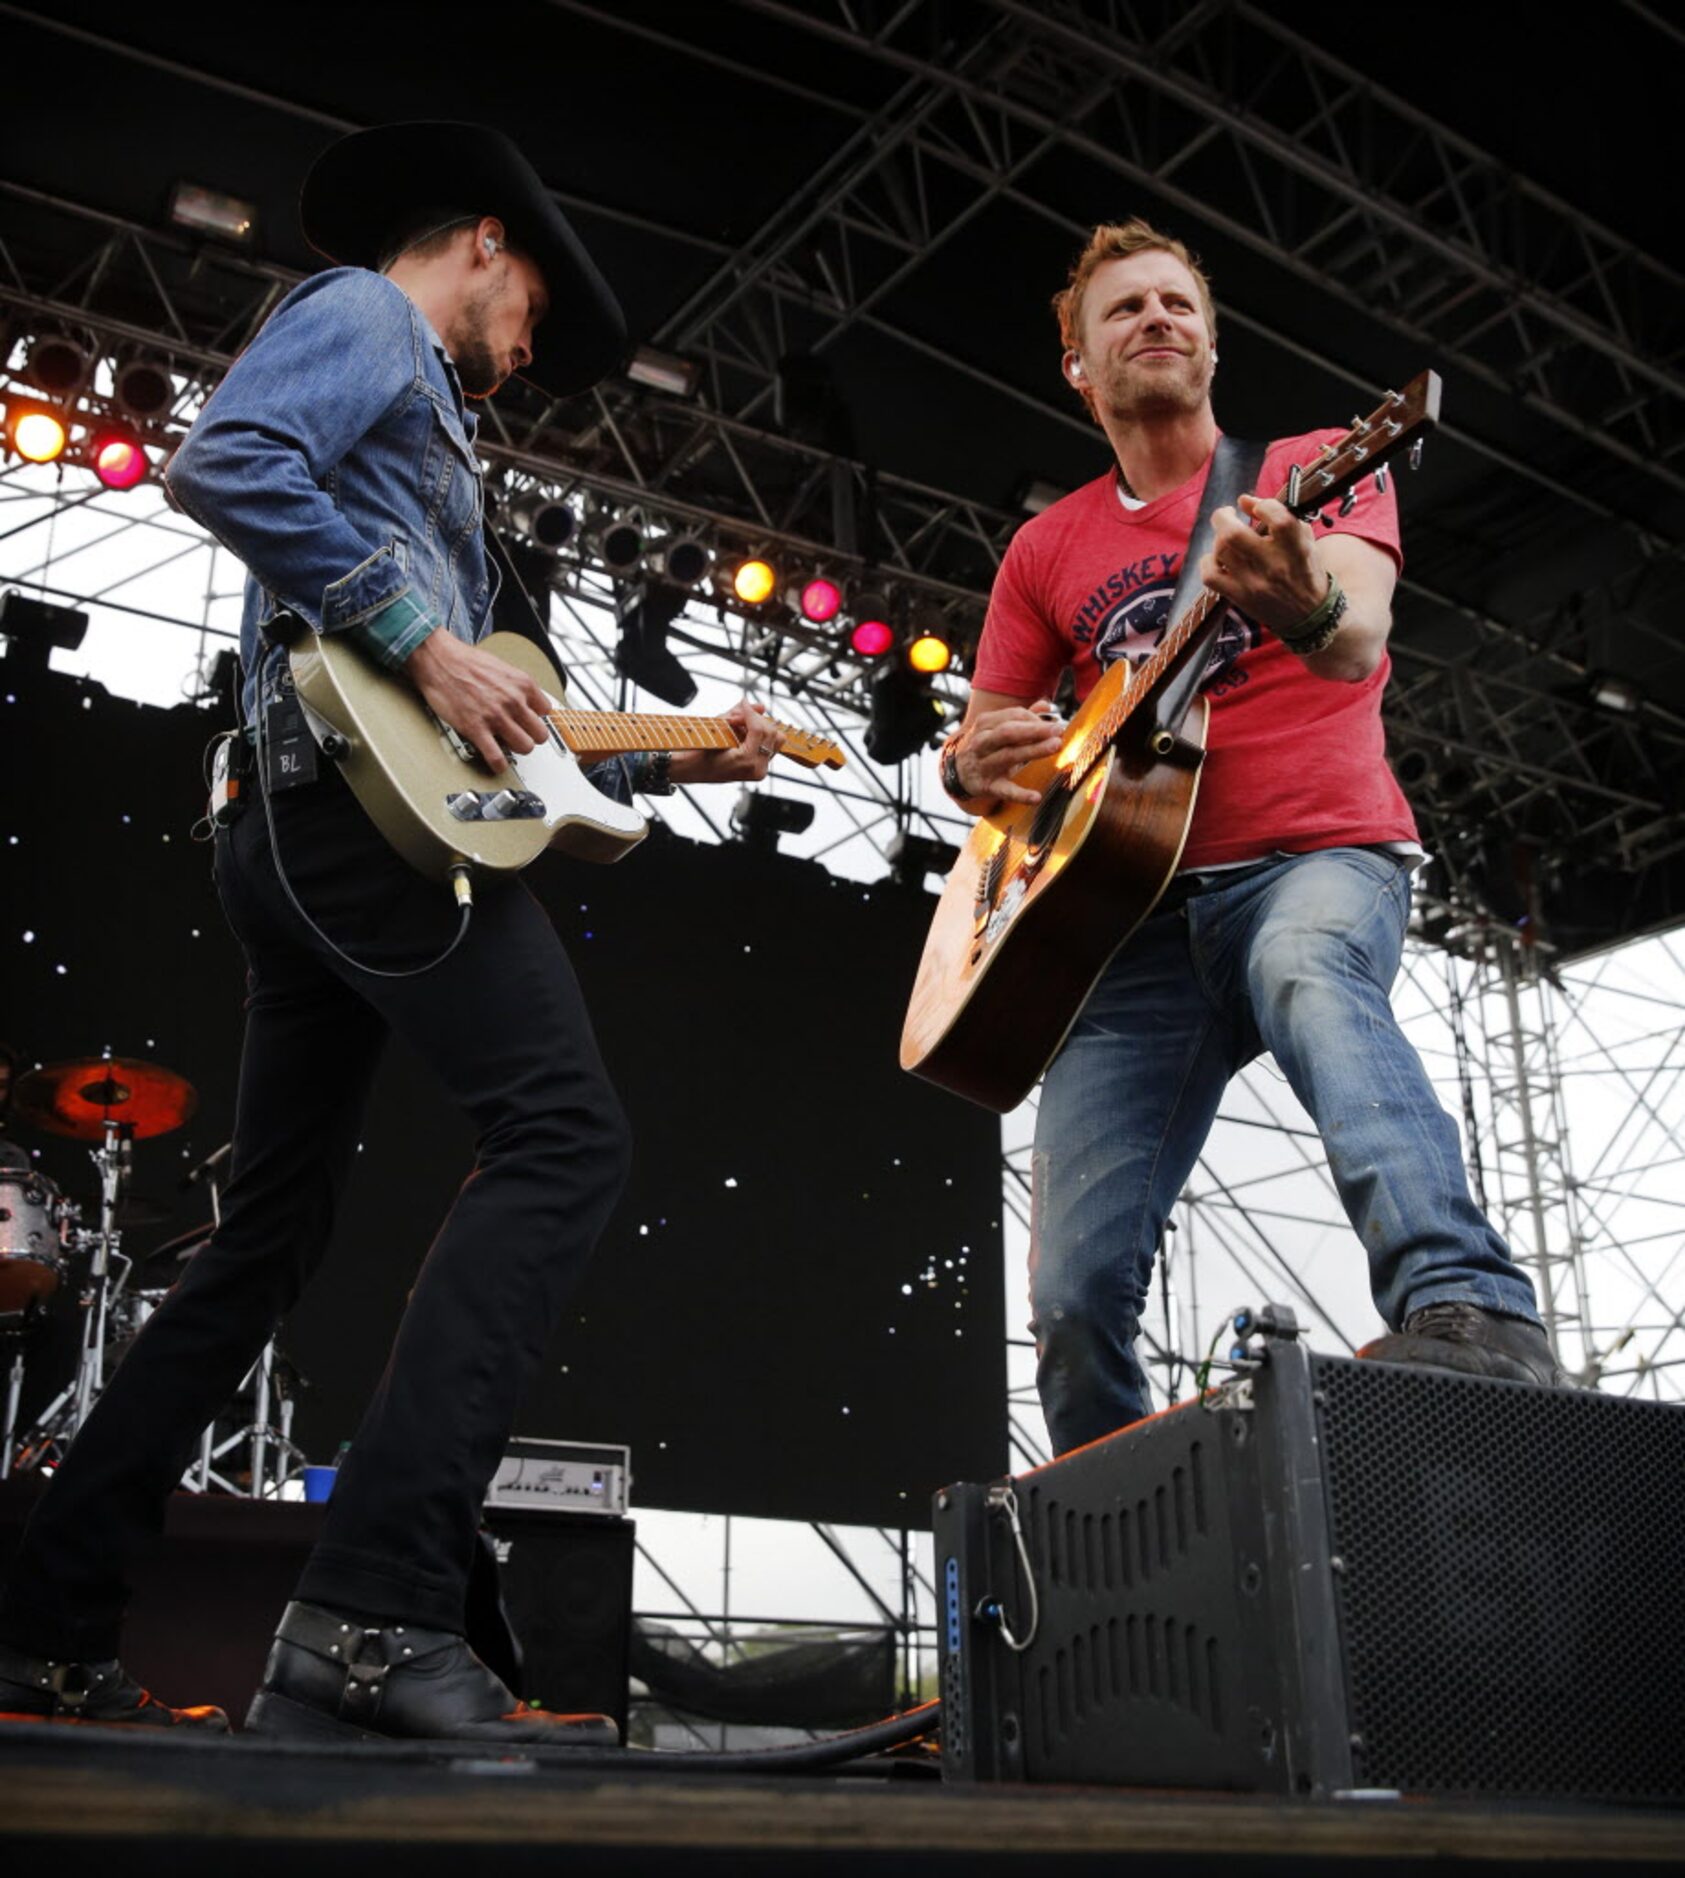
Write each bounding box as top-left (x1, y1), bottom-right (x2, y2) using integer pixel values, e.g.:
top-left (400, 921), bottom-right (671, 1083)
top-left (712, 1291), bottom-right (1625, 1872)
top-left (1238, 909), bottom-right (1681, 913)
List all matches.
top-left (1051, 218), bottom-right (1218, 355)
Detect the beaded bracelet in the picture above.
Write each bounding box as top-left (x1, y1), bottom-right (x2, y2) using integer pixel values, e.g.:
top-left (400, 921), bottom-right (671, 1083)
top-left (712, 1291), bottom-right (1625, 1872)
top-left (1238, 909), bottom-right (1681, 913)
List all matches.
top-left (1277, 569), bottom-right (1348, 657)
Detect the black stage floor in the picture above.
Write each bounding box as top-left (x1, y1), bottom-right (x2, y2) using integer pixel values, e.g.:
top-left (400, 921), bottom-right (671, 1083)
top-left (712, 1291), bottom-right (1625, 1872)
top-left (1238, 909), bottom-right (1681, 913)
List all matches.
top-left (2, 1723), bottom-right (1681, 1876)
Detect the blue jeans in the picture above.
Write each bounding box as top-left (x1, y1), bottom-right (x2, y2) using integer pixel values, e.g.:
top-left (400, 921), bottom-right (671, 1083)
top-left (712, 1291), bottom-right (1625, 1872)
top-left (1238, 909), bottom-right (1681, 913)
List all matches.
top-left (1029, 846), bottom-right (1541, 1455)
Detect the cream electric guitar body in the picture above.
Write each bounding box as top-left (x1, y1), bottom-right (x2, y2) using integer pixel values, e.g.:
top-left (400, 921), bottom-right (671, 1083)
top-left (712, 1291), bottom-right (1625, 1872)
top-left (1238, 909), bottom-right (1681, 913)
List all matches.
top-left (289, 629), bottom-right (843, 883)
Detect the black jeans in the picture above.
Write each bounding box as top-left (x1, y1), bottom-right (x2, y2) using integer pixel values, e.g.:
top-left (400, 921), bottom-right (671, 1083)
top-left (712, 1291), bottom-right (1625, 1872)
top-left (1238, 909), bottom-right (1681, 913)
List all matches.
top-left (0, 762), bottom-right (631, 1659)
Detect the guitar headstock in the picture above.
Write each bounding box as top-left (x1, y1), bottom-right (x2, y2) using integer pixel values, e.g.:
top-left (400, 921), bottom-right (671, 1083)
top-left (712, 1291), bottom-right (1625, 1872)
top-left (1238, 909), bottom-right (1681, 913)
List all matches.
top-left (773, 721), bottom-right (847, 771)
top-left (1281, 370), bottom-right (1442, 520)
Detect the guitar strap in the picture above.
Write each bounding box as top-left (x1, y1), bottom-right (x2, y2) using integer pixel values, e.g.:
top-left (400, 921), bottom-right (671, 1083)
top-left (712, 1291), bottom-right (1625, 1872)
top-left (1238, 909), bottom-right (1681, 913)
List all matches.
top-left (1149, 433), bottom-right (1268, 744)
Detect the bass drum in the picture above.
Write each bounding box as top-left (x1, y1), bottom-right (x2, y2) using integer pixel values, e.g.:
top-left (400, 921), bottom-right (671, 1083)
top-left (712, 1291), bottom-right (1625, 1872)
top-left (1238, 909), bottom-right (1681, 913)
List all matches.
top-left (0, 1171), bottom-right (72, 1325)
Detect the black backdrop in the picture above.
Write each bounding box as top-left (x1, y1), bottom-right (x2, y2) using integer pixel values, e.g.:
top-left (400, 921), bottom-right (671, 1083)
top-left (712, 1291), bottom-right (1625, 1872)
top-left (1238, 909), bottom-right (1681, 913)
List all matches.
top-left (1, 665), bottom-right (1006, 1527)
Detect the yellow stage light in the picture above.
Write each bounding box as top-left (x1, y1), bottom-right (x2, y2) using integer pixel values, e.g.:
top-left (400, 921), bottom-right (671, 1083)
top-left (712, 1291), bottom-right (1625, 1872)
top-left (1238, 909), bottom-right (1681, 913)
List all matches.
top-left (907, 632), bottom-right (952, 676)
top-left (13, 409), bottom-right (68, 464)
top-left (732, 557), bottom-right (778, 605)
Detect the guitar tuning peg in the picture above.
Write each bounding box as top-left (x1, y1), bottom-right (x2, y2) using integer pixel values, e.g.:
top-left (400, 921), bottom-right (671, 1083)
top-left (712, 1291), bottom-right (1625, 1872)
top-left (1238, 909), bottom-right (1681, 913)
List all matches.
top-left (1338, 488), bottom-right (1358, 517)
top-left (1374, 464), bottom-right (1390, 494)
top-left (1409, 438), bottom-right (1425, 471)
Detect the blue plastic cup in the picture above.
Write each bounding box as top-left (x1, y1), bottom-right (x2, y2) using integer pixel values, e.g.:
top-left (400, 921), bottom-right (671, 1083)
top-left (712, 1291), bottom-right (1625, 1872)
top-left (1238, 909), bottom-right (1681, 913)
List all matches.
top-left (301, 1465), bottom-right (337, 1503)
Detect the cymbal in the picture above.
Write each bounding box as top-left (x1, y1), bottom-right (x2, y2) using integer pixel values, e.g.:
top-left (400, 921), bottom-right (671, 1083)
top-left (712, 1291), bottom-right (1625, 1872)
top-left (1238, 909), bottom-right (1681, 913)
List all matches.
top-left (14, 1057), bottom-right (198, 1142)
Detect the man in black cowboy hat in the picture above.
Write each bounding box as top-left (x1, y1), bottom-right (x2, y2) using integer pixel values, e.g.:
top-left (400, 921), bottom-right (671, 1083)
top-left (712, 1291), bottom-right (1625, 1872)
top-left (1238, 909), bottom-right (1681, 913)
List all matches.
top-left (0, 123), bottom-right (780, 1747)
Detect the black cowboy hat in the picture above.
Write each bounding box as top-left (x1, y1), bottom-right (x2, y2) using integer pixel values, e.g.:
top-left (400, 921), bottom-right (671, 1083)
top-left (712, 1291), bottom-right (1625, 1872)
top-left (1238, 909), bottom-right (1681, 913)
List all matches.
top-left (299, 121), bottom-right (626, 398)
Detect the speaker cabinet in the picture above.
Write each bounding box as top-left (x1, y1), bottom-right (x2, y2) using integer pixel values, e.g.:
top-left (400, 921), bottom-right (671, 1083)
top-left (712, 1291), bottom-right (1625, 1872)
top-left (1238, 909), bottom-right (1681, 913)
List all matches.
top-left (935, 1332), bottom-right (1685, 1803)
top-left (483, 1509), bottom-right (634, 1735)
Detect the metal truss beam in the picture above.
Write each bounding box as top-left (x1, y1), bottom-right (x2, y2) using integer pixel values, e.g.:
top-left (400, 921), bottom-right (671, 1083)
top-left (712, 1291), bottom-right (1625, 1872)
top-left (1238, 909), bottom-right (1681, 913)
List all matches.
top-left (719, 0), bottom-right (1685, 519)
top-left (3, 181), bottom-right (1678, 936)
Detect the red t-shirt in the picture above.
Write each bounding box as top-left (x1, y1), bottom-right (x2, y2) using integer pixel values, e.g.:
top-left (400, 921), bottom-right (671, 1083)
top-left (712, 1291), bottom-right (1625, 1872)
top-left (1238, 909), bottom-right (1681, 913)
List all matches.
top-left (970, 430), bottom-right (1417, 870)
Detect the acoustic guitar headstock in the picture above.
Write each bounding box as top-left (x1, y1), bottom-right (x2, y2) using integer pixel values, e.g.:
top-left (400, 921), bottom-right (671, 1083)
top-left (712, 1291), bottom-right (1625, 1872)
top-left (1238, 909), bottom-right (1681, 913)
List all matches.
top-left (1280, 370), bottom-right (1442, 521)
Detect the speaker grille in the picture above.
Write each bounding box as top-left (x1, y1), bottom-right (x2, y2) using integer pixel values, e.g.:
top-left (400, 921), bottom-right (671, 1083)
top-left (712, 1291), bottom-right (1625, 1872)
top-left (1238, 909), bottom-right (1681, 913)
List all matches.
top-left (1312, 1355), bottom-right (1685, 1801)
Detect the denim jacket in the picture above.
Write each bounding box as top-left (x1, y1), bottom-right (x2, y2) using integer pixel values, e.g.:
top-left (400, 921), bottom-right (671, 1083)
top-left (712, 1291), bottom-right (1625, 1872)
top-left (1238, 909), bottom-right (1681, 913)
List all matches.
top-left (167, 268), bottom-right (640, 803)
top-left (167, 268), bottom-right (499, 722)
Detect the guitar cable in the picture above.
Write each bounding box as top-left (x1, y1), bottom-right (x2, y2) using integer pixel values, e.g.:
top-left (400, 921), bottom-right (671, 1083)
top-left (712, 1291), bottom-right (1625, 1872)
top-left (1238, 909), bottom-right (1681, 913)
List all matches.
top-left (251, 638), bottom-right (476, 981)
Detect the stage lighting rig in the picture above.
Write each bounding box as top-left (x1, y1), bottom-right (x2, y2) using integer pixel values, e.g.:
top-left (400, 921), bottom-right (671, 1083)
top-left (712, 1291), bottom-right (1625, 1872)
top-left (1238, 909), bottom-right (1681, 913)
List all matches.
top-left (597, 516), bottom-right (646, 575)
top-left (650, 534), bottom-right (712, 588)
top-left (614, 579), bottom-right (698, 707)
top-left (847, 589), bottom-right (894, 659)
top-left (511, 490), bottom-right (580, 551)
top-left (865, 667), bottom-right (945, 767)
top-left (4, 401), bottom-right (68, 465)
top-left (113, 356), bottom-right (175, 424)
top-left (886, 829), bottom-right (961, 889)
top-left (89, 425), bottom-right (150, 491)
top-left (730, 556), bottom-right (779, 607)
top-left (0, 590), bottom-right (88, 673)
top-left (731, 787), bottom-right (815, 851)
top-left (626, 345), bottom-right (701, 399)
top-left (906, 630), bottom-right (953, 676)
top-left (169, 181), bottom-right (258, 246)
top-left (24, 335), bottom-right (90, 400)
top-left (791, 574), bottom-right (843, 624)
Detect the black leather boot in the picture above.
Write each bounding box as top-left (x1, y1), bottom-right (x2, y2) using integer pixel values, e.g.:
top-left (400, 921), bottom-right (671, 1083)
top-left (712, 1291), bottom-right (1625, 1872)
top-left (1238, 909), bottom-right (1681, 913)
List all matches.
top-left (244, 1601), bottom-right (618, 1747)
top-left (0, 1641), bottom-right (230, 1729)
top-left (1360, 1301), bottom-right (1567, 1386)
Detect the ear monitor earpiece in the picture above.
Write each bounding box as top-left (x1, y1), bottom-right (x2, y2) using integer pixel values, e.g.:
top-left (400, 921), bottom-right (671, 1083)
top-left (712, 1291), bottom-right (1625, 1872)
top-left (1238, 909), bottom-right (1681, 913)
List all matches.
top-left (484, 237), bottom-right (499, 257)
top-left (1070, 359), bottom-right (1084, 380)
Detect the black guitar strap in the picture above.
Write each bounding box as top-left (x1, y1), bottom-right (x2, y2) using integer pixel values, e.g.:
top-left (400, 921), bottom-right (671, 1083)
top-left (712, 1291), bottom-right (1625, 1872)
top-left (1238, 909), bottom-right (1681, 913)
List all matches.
top-left (1149, 433), bottom-right (1268, 744)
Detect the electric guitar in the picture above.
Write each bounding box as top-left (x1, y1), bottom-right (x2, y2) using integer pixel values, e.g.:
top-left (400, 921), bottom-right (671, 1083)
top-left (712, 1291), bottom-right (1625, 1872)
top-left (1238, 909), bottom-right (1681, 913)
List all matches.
top-left (288, 629), bottom-right (845, 882)
top-left (900, 373), bottom-right (1443, 1113)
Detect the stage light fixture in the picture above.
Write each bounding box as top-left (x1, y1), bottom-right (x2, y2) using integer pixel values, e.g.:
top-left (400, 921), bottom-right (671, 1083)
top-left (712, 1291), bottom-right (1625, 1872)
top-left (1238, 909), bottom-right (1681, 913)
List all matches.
top-left (169, 181), bottom-right (258, 246)
top-left (626, 345), bottom-right (701, 399)
top-left (26, 336), bottom-right (89, 399)
top-left (1015, 475), bottom-right (1069, 516)
top-left (795, 575), bottom-right (843, 624)
top-left (512, 491), bottom-right (580, 550)
top-left (732, 557), bottom-right (778, 606)
top-left (0, 590), bottom-right (89, 672)
top-left (114, 357), bottom-right (174, 423)
top-left (90, 427), bottom-right (149, 491)
top-left (8, 405), bottom-right (68, 464)
top-left (597, 518), bottom-right (646, 574)
top-left (907, 631), bottom-right (953, 676)
top-left (652, 535), bottom-right (712, 588)
top-left (865, 667), bottom-right (945, 766)
top-left (850, 618), bottom-right (894, 658)
top-left (885, 828), bottom-right (962, 889)
top-left (731, 787), bottom-right (816, 850)
top-left (614, 580), bottom-right (698, 707)
top-left (1588, 671), bottom-right (1642, 717)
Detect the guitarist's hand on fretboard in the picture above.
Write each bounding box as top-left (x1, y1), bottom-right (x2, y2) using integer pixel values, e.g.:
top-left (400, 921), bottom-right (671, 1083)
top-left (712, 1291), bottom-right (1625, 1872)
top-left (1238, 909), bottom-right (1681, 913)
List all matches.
top-left (669, 699), bottom-right (785, 786)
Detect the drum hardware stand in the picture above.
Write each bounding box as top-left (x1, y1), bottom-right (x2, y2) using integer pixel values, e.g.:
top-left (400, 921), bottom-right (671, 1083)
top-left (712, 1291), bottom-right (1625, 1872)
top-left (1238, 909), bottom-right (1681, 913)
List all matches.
top-left (70, 1115), bottom-right (133, 1431)
top-left (1, 1341), bottom-right (25, 1479)
top-left (177, 1151), bottom-right (304, 1500)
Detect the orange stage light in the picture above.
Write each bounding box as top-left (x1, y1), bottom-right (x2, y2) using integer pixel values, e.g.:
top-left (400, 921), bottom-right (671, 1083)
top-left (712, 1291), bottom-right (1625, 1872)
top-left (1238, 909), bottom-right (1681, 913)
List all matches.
top-left (12, 409), bottom-right (68, 464)
top-left (732, 557), bottom-right (778, 605)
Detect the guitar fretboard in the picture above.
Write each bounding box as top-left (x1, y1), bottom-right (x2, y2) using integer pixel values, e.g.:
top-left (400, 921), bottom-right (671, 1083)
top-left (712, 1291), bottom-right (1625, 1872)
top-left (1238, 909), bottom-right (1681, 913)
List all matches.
top-left (548, 711), bottom-right (743, 757)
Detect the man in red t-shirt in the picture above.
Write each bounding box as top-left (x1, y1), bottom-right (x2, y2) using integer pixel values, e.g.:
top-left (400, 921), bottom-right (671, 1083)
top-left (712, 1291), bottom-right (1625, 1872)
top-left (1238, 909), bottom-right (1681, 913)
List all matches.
top-left (942, 218), bottom-right (1560, 1454)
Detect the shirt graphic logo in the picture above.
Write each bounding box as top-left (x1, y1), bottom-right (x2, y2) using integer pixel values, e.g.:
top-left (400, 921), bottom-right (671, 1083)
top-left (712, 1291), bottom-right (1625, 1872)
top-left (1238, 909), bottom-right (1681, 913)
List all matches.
top-left (1074, 556), bottom-right (1259, 696)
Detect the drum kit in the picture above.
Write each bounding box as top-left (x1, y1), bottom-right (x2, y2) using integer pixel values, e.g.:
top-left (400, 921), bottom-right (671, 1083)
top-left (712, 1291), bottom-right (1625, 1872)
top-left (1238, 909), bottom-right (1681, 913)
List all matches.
top-left (0, 1050), bottom-right (302, 1498)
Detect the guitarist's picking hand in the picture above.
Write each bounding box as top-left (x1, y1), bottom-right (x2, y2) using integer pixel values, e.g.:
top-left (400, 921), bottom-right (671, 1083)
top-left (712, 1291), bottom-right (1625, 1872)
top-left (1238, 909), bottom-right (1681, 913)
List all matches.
top-left (955, 701), bottom-right (1064, 806)
top-left (406, 629), bottom-right (550, 771)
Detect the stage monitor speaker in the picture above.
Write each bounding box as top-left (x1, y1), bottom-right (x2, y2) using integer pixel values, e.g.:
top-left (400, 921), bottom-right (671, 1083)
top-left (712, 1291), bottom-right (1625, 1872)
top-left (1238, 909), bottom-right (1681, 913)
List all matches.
top-left (935, 1320), bottom-right (1685, 1803)
top-left (484, 1509), bottom-right (634, 1736)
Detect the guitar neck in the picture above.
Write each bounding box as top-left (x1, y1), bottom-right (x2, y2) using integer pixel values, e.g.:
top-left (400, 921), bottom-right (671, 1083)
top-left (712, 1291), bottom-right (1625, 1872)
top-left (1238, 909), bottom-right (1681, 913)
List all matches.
top-left (549, 711), bottom-right (742, 759)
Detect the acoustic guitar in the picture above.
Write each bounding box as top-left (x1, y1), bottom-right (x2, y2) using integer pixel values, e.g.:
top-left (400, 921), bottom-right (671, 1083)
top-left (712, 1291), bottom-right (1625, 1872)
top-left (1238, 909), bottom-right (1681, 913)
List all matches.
top-left (288, 628), bottom-right (844, 883)
top-left (900, 373), bottom-right (1443, 1112)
